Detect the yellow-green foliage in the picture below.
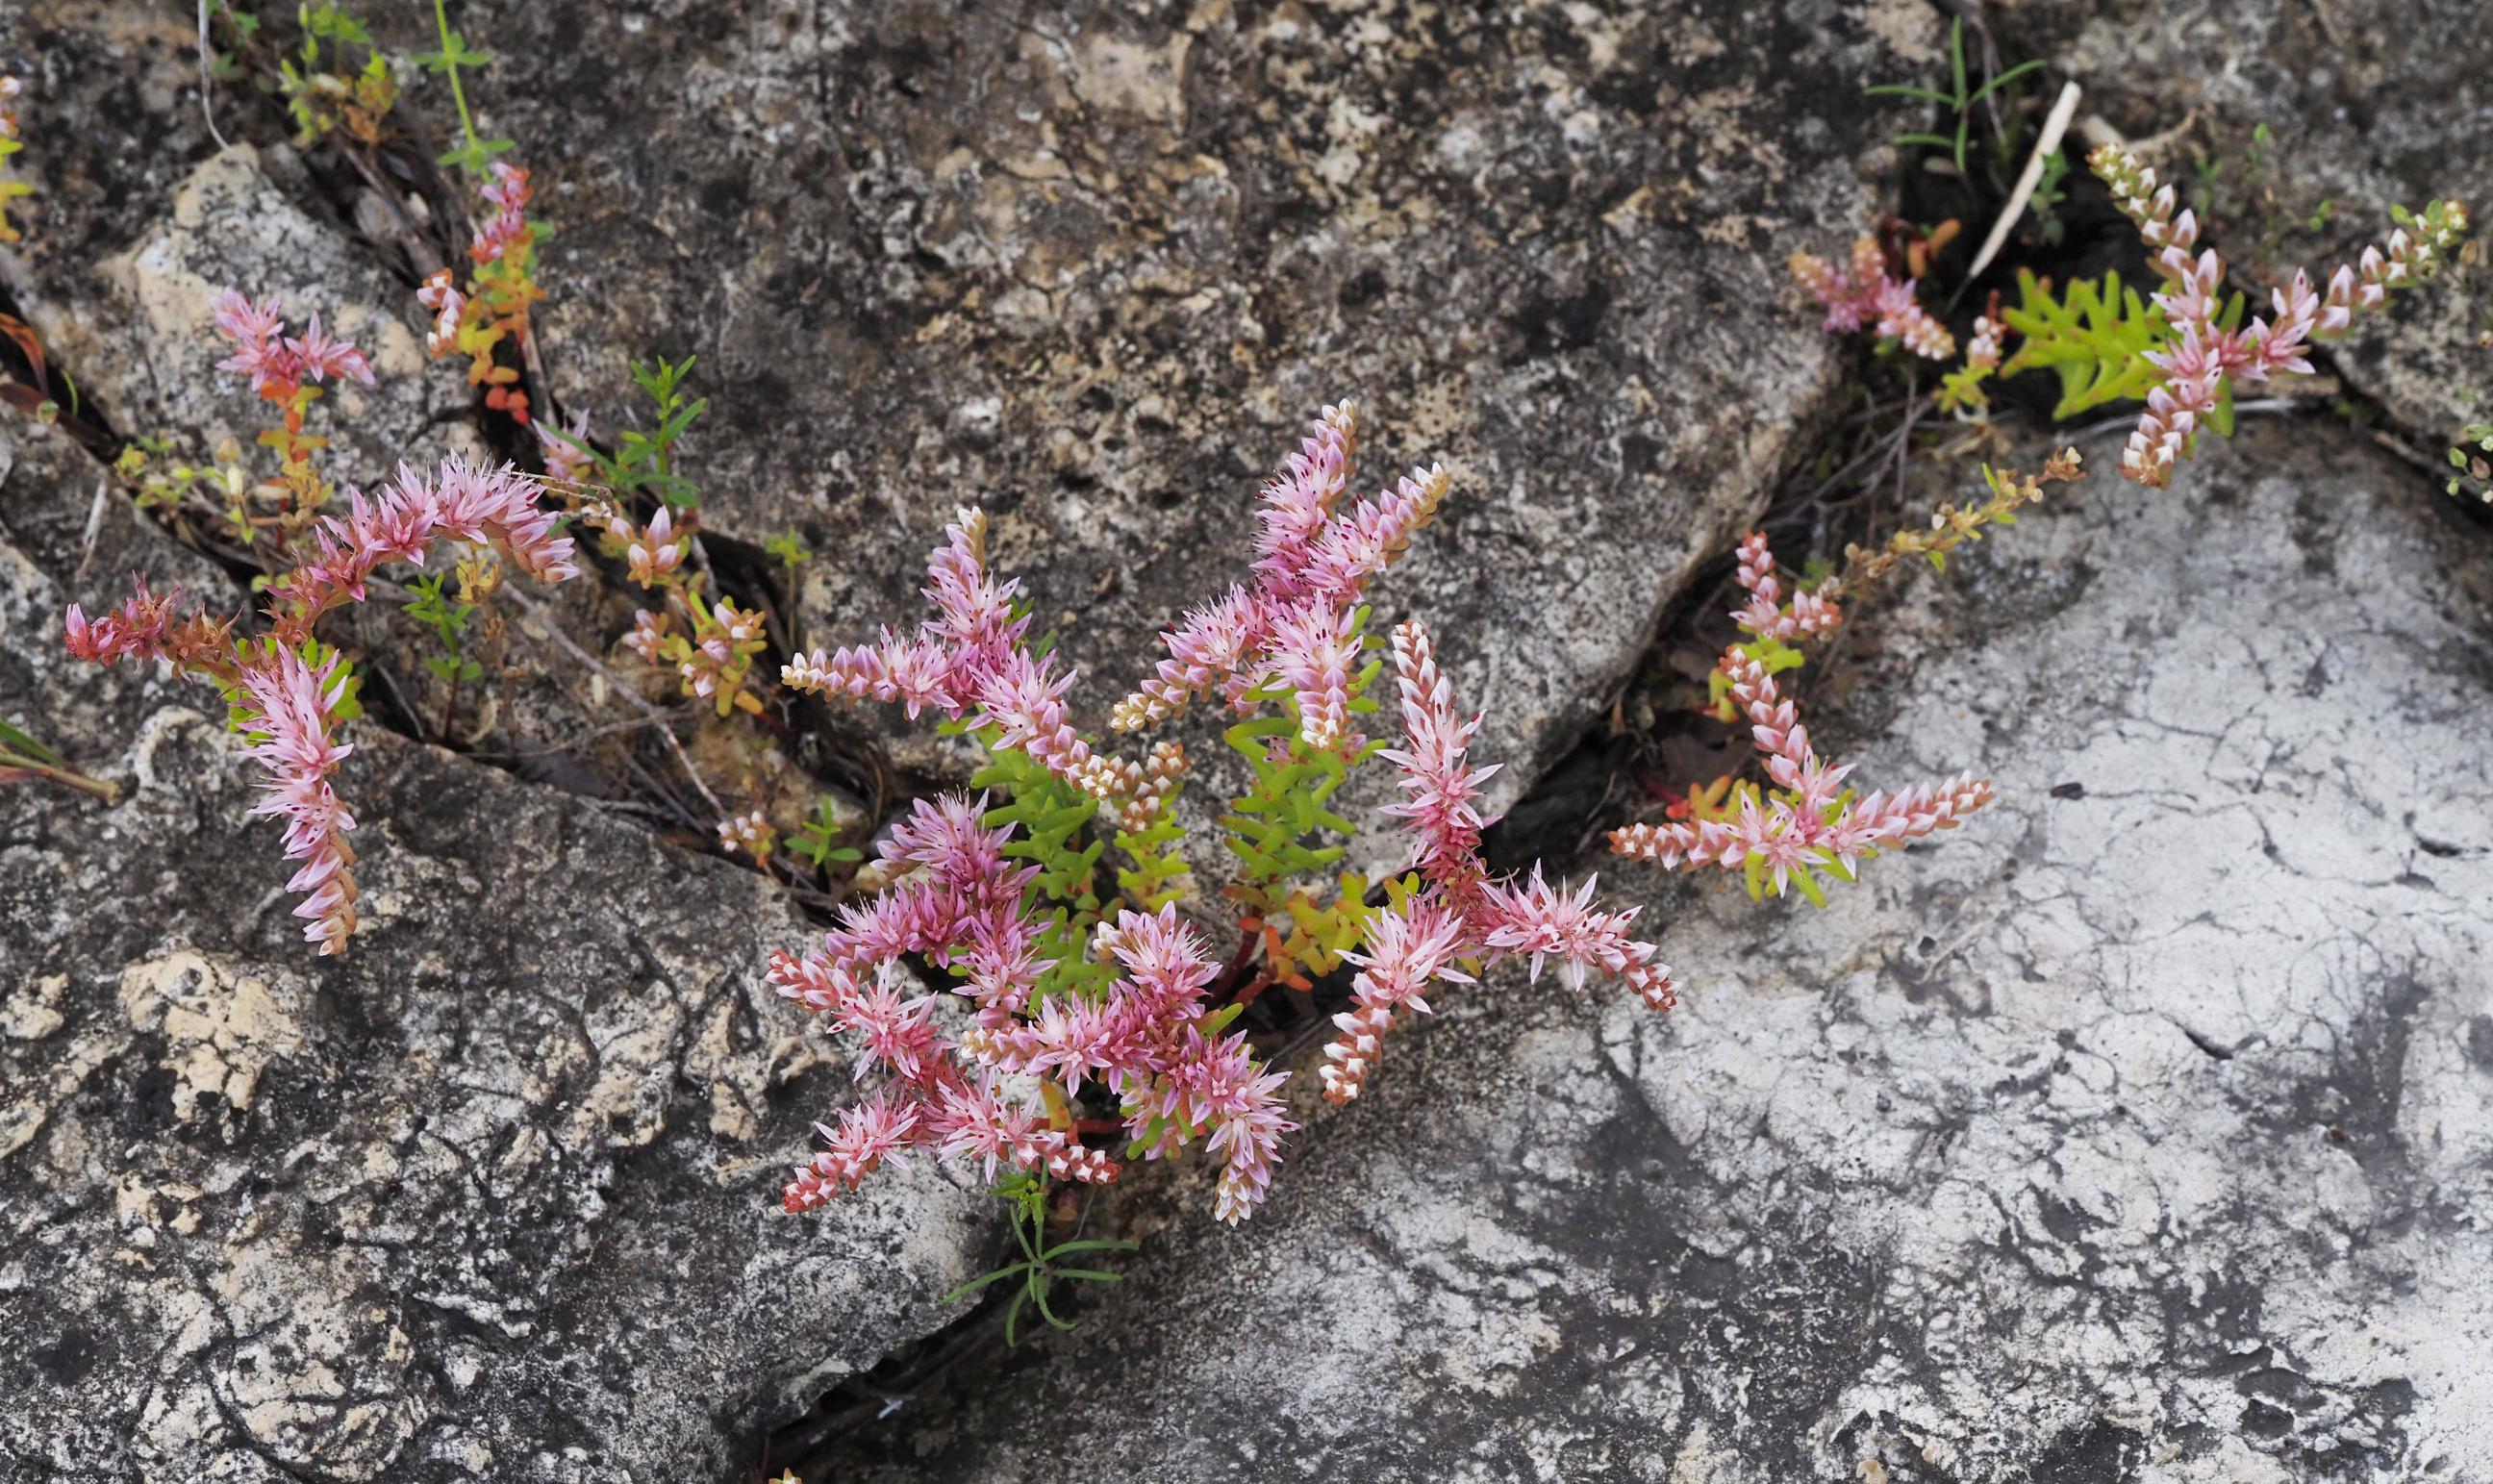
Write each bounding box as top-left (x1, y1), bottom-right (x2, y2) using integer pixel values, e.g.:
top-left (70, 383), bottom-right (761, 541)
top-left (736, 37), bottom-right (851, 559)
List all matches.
top-left (1219, 623), bottom-right (1387, 990)
top-left (1998, 268), bottom-right (2242, 432)
top-left (966, 721), bottom-right (1189, 1004)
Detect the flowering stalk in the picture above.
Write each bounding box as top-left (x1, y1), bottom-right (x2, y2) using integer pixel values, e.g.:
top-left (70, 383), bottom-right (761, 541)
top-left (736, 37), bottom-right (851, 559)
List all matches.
top-left (209, 289), bottom-right (376, 532)
top-left (786, 506), bottom-right (1170, 824)
top-left (1609, 527), bottom-right (1994, 903)
top-left (1824, 448), bottom-right (2083, 599)
top-left (1317, 620), bottom-right (1676, 1105)
top-left (417, 162), bottom-right (543, 425)
top-left (1790, 235), bottom-right (1957, 361)
top-left (2087, 142), bottom-right (2468, 488)
top-left (1111, 403), bottom-right (1449, 756)
top-left (65, 455), bottom-right (578, 952)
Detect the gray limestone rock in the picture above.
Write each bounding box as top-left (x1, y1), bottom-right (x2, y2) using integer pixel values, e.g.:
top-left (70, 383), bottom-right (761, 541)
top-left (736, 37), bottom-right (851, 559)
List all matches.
top-left (818, 424), bottom-right (2493, 1481)
top-left (0, 421), bottom-right (998, 1482)
top-left (348, 0), bottom-right (1942, 853)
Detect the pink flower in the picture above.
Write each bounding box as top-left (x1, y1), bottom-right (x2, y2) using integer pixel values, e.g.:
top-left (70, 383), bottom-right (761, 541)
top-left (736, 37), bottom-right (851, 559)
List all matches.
top-left (209, 289), bottom-right (376, 397)
top-left (1321, 618), bottom-right (1676, 1106)
top-left (1375, 621), bottom-right (1498, 903)
top-left (1479, 868), bottom-right (1665, 994)
top-left (534, 406), bottom-right (594, 482)
top-left (1789, 238), bottom-right (1956, 361)
top-left (285, 312), bottom-right (376, 386)
top-left (623, 507), bottom-right (683, 586)
top-left (624, 608), bottom-right (671, 664)
top-left (785, 1093), bottom-right (922, 1212)
top-left (63, 577), bottom-right (190, 666)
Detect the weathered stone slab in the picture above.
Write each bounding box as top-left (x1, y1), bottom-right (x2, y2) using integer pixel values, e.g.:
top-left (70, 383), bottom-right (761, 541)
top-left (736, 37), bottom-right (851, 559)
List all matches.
top-left (357, 0), bottom-right (1941, 834)
top-left (822, 425), bottom-right (2493, 1481)
top-left (2014, 0), bottom-right (2493, 441)
top-left (0, 421), bottom-right (996, 1482)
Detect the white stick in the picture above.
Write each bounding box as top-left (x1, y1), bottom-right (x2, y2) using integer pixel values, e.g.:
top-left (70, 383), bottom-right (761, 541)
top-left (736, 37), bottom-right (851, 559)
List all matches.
top-left (196, 1), bottom-right (230, 149)
top-left (1967, 80), bottom-right (2083, 285)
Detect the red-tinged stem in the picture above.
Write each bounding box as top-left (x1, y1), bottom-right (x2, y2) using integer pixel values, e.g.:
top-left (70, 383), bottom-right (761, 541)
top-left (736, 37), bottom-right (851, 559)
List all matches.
top-left (0, 751), bottom-right (117, 803)
top-left (1205, 915), bottom-right (1266, 1004)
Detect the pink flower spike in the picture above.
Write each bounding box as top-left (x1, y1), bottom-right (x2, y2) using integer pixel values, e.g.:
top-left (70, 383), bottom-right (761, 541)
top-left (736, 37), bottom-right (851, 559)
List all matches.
top-left (1608, 528), bottom-right (1990, 912)
top-left (233, 645), bottom-right (361, 955)
top-left (1376, 620), bottom-right (1498, 899)
top-left (2087, 142), bottom-right (2470, 488)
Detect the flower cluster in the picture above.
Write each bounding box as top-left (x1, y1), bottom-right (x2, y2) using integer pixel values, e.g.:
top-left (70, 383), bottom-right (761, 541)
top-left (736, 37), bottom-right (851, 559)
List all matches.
top-left (596, 501), bottom-right (773, 717)
top-left (1609, 528), bottom-right (1992, 901)
top-left (1790, 236), bottom-right (1957, 361)
top-left (1318, 620), bottom-right (1676, 1105)
top-left (1936, 307), bottom-right (2010, 414)
top-left (718, 809), bottom-right (777, 860)
top-left (533, 406), bottom-right (595, 484)
top-left (2088, 142), bottom-right (2469, 488)
top-left (208, 289), bottom-right (375, 527)
top-left (65, 454), bottom-right (576, 952)
top-left (776, 405), bottom-right (1686, 1221)
top-left (772, 796), bottom-right (1294, 1224)
top-left (1109, 404), bottom-right (1450, 755)
top-left (212, 290), bottom-right (375, 409)
top-left (784, 507), bottom-right (1164, 825)
top-left (418, 162), bottom-right (544, 424)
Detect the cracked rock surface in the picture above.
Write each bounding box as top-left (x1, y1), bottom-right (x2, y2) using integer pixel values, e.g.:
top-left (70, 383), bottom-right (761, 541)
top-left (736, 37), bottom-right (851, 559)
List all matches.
top-left (822, 423), bottom-right (2493, 1481)
top-left (0, 420), bottom-right (997, 1482)
top-left (351, 0), bottom-right (1938, 860)
top-left (2012, 0), bottom-right (2493, 441)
